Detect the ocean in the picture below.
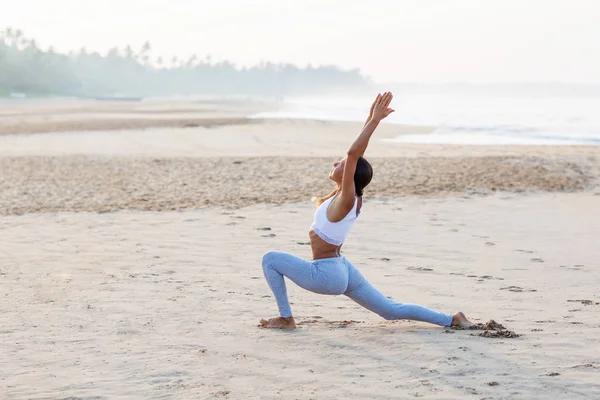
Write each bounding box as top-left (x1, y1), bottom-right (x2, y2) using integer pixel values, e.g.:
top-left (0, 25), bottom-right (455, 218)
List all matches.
top-left (252, 89), bottom-right (600, 145)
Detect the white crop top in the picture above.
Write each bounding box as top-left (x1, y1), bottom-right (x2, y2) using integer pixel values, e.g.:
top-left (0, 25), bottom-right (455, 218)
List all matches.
top-left (310, 195), bottom-right (360, 246)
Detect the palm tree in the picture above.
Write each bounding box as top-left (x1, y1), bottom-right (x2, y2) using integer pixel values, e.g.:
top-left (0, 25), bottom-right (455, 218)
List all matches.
top-left (186, 54), bottom-right (197, 68)
top-left (138, 41), bottom-right (151, 65)
top-left (124, 45), bottom-right (134, 60)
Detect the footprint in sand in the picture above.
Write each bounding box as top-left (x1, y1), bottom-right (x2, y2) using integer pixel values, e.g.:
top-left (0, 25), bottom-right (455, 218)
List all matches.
top-left (296, 242), bottom-right (310, 245)
top-left (407, 266), bottom-right (434, 272)
top-left (500, 286), bottom-right (537, 293)
top-left (457, 387), bottom-right (479, 395)
top-left (485, 242), bottom-right (495, 246)
top-left (516, 249), bottom-right (534, 254)
top-left (479, 275), bottom-right (504, 281)
top-left (560, 264), bottom-right (585, 270)
top-left (531, 258), bottom-right (544, 263)
top-left (261, 234), bottom-right (276, 237)
top-left (256, 227), bottom-right (271, 231)
top-left (567, 299), bottom-right (599, 305)
top-left (571, 364), bottom-right (599, 369)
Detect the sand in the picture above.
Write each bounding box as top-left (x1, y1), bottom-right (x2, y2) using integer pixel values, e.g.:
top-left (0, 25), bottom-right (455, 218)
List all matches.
top-left (1, 99), bottom-right (600, 399)
top-left (0, 97), bottom-right (275, 135)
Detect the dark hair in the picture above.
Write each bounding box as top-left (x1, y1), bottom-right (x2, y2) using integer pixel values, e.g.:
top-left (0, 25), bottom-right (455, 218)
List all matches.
top-left (354, 156), bottom-right (373, 196)
top-left (316, 156), bottom-right (373, 206)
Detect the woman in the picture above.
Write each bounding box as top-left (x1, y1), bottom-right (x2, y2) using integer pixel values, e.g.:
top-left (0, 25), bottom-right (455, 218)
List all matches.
top-left (260, 92), bottom-right (472, 329)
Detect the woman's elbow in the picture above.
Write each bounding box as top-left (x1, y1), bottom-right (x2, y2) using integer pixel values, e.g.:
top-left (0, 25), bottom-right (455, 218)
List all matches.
top-left (346, 150), bottom-right (361, 158)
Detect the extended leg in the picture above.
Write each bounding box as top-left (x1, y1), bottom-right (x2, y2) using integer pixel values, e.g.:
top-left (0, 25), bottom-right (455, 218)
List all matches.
top-left (345, 279), bottom-right (453, 326)
top-left (343, 260), bottom-right (453, 326)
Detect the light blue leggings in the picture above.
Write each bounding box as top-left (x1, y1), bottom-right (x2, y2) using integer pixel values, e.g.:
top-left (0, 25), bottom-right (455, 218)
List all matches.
top-left (262, 251), bottom-right (453, 327)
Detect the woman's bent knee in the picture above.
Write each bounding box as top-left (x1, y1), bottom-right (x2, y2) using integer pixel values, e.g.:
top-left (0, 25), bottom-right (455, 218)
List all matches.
top-left (262, 250), bottom-right (284, 268)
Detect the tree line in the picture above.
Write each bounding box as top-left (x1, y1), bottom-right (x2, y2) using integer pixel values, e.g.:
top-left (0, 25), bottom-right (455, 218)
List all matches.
top-left (0, 28), bottom-right (370, 97)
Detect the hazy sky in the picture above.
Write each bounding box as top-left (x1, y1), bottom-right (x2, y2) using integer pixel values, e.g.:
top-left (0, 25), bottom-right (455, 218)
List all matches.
top-left (3, 0), bottom-right (600, 83)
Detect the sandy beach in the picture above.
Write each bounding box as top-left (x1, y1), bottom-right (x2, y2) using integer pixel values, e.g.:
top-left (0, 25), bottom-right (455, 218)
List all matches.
top-left (1, 99), bottom-right (600, 399)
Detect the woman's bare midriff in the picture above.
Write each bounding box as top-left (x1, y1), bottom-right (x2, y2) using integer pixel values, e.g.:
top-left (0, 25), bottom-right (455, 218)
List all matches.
top-left (309, 197), bottom-right (362, 260)
top-left (309, 229), bottom-right (343, 260)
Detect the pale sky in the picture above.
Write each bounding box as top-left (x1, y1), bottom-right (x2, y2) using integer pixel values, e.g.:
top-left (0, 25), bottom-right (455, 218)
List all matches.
top-left (3, 0), bottom-right (600, 83)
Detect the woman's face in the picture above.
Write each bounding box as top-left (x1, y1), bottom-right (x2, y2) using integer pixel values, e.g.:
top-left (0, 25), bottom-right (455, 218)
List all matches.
top-left (329, 157), bottom-right (346, 183)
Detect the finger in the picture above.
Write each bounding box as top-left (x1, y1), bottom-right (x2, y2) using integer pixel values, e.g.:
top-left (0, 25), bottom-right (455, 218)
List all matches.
top-left (377, 92), bottom-right (387, 106)
top-left (384, 93), bottom-right (393, 108)
top-left (382, 92), bottom-right (391, 105)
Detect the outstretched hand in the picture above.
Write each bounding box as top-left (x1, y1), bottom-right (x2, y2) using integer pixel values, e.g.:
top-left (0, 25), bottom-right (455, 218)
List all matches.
top-left (371, 92), bottom-right (394, 122)
top-left (368, 93), bottom-right (381, 119)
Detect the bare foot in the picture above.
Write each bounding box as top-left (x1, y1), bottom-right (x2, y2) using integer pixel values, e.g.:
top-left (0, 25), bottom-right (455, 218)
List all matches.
top-left (259, 316), bottom-right (297, 329)
top-left (451, 312), bottom-right (473, 329)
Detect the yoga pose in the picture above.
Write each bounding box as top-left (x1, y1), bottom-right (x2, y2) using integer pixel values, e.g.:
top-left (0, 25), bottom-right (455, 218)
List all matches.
top-left (260, 92), bottom-right (472, 329)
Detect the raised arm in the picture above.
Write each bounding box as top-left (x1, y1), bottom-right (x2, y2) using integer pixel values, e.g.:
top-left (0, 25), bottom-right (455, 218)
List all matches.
top-left (328, 93), bottom-right (394, 220)
top-left (362, 94), bottom-right (379, 130)
top-left (357, 93), bottom-right (394, 156)
top-left (350, 92), bottom-right (394, 158)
